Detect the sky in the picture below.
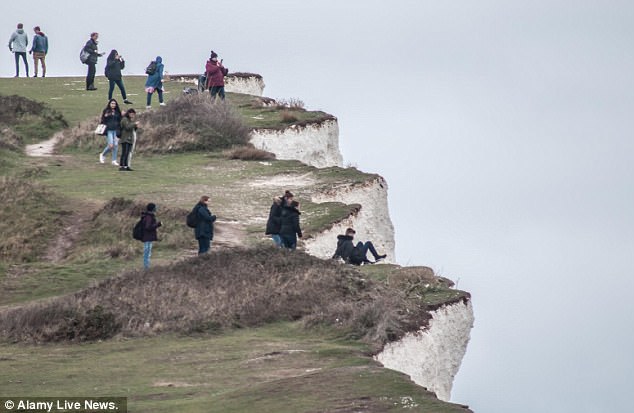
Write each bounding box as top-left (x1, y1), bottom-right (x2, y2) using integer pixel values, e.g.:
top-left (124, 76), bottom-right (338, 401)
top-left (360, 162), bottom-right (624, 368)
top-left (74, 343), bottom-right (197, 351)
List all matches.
top-left (2, 1), bottom-right (634, 412)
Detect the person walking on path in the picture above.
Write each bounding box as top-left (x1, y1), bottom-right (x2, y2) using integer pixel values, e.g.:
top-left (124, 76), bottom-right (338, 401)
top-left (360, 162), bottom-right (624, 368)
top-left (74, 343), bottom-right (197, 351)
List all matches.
top-left (145, 56), bottom-right (165, 109)
top-left (265, 190), bottom-right (294, 247)
top-left (83, 32), bottom-right (103, 91)
top-left (332, 228), bottom-right (387, 265)
top-left (119, 108), bottom-right (137, 171)
top-left (8, 23), bottom-right (29, 77)
top-left (29, 26), bottom-right (48, 77)
top-left (194, 196), bottom-right (217, 255)
top-left (279, 199), bottom-right (302, 250)
top-left (99, 99), bottom-right (122, 166)
top-left (105, 49), bottom-right (132, 104)
top-left (141, 203), bottom-right (162, 269)
top-left (205, 50), bottom-right (228, 101)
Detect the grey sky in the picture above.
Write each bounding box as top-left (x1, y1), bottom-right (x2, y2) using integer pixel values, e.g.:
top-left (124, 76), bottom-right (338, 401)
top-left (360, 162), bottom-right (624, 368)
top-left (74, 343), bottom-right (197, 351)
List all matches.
top-left (3, 1), bottom-right (634, 412)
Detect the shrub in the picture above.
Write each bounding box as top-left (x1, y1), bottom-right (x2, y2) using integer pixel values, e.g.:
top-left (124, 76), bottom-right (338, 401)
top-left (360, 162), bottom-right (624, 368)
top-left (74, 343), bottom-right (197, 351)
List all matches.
top-left (227, 145), bottom-right (276, 161)
top-left (280, 110), bottom-right (299, 123)
top-left (0, 94), bottom-right (67, 144)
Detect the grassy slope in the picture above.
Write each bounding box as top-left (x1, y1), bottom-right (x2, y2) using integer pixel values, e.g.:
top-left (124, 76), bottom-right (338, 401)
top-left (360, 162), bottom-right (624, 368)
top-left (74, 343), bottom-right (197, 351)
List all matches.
top-left (0, 77), bottom-right (471, 412)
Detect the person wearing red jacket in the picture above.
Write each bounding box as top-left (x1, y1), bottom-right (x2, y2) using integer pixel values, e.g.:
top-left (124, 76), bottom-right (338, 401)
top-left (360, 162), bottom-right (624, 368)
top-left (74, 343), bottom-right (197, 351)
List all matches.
top-left (205, 50), bottom-right (228, 101)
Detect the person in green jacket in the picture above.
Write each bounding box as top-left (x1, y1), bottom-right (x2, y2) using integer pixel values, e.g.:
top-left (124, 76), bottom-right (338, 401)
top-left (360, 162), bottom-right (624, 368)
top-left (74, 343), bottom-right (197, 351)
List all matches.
top-left (118, 109), bottom-right (137, 171)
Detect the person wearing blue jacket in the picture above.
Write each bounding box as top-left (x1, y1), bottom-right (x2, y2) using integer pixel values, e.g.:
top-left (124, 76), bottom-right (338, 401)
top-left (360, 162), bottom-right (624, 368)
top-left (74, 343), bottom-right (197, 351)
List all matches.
top-left (145, 56), bottom-right (165, 109)
top-left (29, 26), bottom-right (48, 77)
top-left (194, 196), bottom-right (217, 255)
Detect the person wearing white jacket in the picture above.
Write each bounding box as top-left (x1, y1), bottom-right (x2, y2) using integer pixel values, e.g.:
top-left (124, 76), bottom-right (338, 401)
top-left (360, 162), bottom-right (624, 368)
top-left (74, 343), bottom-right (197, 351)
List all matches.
top-left (8, 23), bottom-right (29, 77)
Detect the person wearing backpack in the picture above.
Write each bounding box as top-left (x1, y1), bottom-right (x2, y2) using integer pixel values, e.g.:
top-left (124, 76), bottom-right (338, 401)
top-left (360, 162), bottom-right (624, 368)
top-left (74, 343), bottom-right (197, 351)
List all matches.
top-left (105, 50), bottom-right (132, 104)
top-left (145, 56), bottom-right (165, 109)
top-left (99, 99), bottom-right (122, 166)
top-left (83, 32), bottom-right (104, 91)
top-left (8, 23), bottom-right (29, 77)
top-left (205, 50), bottom-right (229, 101)
top-left (29, 26), bottom-right (48, 77)
top-left (141, 203), bottom-right (162, 269)
top-left (194, 195), bottom-right (217, 255)
top-left (279, 199), bottom-right (302, 250)
top-left (332, 228), bottom-right (387, 265)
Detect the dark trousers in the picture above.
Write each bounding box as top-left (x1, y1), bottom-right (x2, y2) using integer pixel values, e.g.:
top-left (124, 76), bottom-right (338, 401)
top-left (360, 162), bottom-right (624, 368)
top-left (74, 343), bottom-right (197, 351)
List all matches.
top-left (108, 79), bottom-right (127, 100)
top-left (198, 237), bottom-right (211, 254)
top-left (14, 52), bottom-right (29, 76)
top-left (210, 86), bottom-right (225, 101)
top-left (280, 234), bottom-right (297, 250)
top-left (86, 63), bottom-right (96, 88)
top-left (357, 241), bottom-right (379, 260)
top-left (119, 142), bottom-right (132, 168)
top-left (146, 88), bottom-right (163, 105)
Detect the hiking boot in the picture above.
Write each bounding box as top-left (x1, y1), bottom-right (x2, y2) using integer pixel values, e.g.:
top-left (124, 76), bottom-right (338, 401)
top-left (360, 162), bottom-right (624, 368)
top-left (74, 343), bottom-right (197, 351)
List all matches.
top-left (112, 160), bottom-right (119, 166)
top-left (99, 153), bottom-right (105, 164)
top-left (87, 85), bottom-right (97, 91)
top-left (123, 99), bottom-right (133, 105)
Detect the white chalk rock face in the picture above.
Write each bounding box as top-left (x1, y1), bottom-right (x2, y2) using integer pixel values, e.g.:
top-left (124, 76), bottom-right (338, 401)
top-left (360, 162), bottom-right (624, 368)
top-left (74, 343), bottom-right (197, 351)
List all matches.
top-left (375, 300), bottom-right (474, 402)
top-left (225, 75), bottom-right (265, 96)
top-left (305, 177), bottom-right (396, 262)
top-left (250, 119), bottom-right (343, 168)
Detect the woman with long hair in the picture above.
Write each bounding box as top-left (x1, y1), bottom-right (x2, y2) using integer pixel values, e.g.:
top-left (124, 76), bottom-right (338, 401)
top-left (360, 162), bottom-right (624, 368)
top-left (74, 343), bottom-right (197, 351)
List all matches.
top-left (105, 49), bottom-right (132, 104)
top-left (118, 108), bottom-right (137, 171)
top-left (99, 99), bottom-right (122, 165)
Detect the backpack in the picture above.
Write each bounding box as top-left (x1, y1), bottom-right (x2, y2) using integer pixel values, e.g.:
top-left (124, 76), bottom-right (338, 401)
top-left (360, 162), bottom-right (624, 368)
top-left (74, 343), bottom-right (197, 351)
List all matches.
top-left (145, 61), bottom-right (157, 75)
top-left (186, 205), bottom-right (199, 228)
top-left (79, 48), bottom-right (90, 64)
top-left (349, 246), bottom-right (366, 265)
top-left (132, 216), bottom-right (145, 241)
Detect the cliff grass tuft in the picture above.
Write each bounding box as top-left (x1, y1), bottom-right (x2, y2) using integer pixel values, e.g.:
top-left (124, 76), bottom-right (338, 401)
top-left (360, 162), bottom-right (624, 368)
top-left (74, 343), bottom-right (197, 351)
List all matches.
top-left (0, 94), bottom-right (67, 144)
top-left (226, 145), bottom-right (276, 161)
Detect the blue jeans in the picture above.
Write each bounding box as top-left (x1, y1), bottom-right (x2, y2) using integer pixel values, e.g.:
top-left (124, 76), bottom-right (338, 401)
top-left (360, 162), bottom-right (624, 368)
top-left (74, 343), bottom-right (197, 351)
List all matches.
top-left (210, 86), bottom-right (225, 101)
top-left (146, 88), bottom-right (164, 106)
top-left (198, 237), bottom-right (211, 254)
top-left (280, 235), bottom-right (297, 250)
top-left (102, 130), bottom-right (119, 161)
top-left (270, 234), bottom-right (283, 247)
top-left (108, 79), bottom-right (127, 100)
top-left (14, 52), bottom-right (28, 76)
top-left (143, 241), bottom-right (153, 269)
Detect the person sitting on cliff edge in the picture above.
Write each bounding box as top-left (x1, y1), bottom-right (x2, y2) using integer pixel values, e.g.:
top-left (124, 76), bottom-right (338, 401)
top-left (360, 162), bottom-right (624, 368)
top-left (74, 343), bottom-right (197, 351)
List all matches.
top-left (332, 227), bottom-right (386, 265)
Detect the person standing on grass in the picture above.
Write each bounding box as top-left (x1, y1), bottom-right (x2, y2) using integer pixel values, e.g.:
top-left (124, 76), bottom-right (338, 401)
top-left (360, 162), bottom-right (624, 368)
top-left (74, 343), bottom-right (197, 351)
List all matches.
top-left (105, 50), bottom-right (132, 104)
top-left (29, 26), bottom-right (47, 77)
top-left (99, 99), bottom-right (122, 166)
top-left (8, 23), bottom-right (29, 77)
top-left (194, 196), bottom-right (217, 255)
top-left (84, 32), bottom-right (104, 91)
top-left (332, 227), bottom-right (387, 265)
top-left (119, 108), bottom-right (137, 171)
top-left (141, 203), bottom-right (162, 269)
top-left (205, 50), bottom-right (228, 101)
top-left (145, 56), bottom-right (165, 109)
top-left (265, 190), bottom-right (294, 247)
top-left (279, 199), bottom-right (302, 250)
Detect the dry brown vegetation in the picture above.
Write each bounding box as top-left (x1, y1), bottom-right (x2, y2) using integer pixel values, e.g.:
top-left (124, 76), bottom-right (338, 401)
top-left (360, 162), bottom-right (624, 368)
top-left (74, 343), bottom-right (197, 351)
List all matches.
top-left (0, 247), bottom-right (438, 350)
top-left (227, 145), bottom-right (276, 161)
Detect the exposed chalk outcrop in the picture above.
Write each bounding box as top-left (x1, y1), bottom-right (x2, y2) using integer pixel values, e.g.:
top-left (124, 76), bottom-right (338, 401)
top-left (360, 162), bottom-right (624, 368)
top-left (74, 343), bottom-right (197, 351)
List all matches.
top-left (375, 299), bottom-right (474, 402)
top-left (305, 177), bottom-right (395, 262)
top-left (170, 73), bottom-right (265, 96)
top-left (250, 119), bottom-right (343, 169)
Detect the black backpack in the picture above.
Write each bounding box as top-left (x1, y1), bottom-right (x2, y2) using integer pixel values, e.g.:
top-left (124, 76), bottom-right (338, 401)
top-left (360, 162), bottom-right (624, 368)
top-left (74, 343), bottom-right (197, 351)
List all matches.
top-left (186, 205), bottom-right (199, 228)
top-left (145, 61), bottom-right (157, 75)
top-left (132, 216), bottom-right (145, 241)
top-left (349, 246), bottom-right (366, 265)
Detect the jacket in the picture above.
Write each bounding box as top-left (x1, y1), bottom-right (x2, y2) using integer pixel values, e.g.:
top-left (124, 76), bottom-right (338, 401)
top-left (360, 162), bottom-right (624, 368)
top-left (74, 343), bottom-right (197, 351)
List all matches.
top-left (332, 235), bottom-right (355, 261)
top-left (105, 57), bottom-right (125, 80)
top-left (279, 205), bottom-right (302, 238)
top-left (101, 108), bottom-right (121, 132)
top-left (205, 60), bottom-right (228, 88)
top-left (265, 198), bottom-right (283, 235)
top-left (142, 212), bottom-right (161, 242)
top-left (8, 29), bottom-right (28, 53)
top-left (84, 39), bottom-right (99, 65)
top-left (119, 117), bottom-right (137, 144)
top-left (194, 202), bottom-right (217, 239)
top-left (145, 56), bottom-right (164, 88)
top-left (30, 33), bottom-right (48, 53)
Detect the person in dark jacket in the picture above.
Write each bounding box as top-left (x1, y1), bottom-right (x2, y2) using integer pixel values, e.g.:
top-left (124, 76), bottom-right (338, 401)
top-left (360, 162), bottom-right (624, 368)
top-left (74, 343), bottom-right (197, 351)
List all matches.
top-left (265, 190), bottom-right (294, 247)
top-left (29, 26), bottom-right (48, 77)
top-left (84, 32), bottom-right (104, 90)
top-left (119, 108), bottom-right (137, 171)
top-left (105, 49), bottom-right (132, 103)
top-left (145, 56), bottom-right (165, 108)
top-left (205, 50), bottom-right (228, 101)
top-left (141, 203), bottom-right (162, 269)
top-left (279, 200), bottom-right (302, 250)
top-left (99, 99), bottom-right (122, 166)
top-left (194, 195), bottom-right (217, 255)
top-left (332, 228), bottom-right (387, 265)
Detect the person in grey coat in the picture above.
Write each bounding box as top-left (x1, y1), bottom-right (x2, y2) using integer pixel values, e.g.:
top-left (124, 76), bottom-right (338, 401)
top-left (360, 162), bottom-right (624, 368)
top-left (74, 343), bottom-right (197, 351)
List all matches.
top-left (8, 23), bottom-right (29, 77)
top-left (194, 195), bottom-right (217, 255)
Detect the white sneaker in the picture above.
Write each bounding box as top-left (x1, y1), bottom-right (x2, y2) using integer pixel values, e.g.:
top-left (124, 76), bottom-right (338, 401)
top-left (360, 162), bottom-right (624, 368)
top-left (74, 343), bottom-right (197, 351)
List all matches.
top-left (112, 160), bottom-right (119, 166)
top-left (99, 153), bottom-right (105, 164)
top-left (146, 105), bottom-right (151, 109)
top-left (159, 102), bottom-right (166, 106)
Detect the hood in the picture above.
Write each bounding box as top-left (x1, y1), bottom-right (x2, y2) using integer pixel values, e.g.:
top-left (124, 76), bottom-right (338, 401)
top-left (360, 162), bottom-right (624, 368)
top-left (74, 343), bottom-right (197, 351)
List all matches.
top-left (37, 32), bottom-right (45, 36)
top-left (155, 56), bottom-right (162, 64)
top-left (337, 235), bottom-right (353, 241)
top-left (16, 29), bottom-right (24, 34)
top-left (283, 205), bottom-right (301, 215)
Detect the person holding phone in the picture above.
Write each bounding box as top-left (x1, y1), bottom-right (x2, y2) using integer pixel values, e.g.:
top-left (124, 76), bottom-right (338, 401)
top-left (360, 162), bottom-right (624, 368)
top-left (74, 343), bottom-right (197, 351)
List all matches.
top-left (205, 50), bottom-right (229, 101)
top-left (105, 49), bottom-right (132, 104)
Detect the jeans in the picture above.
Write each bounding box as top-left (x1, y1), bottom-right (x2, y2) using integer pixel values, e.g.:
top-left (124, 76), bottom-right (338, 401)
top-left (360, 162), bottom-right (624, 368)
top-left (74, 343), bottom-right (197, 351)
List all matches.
top-left (102, 130), bottom-right (119, 161)
top-left (357, 241), bottom-right (379, 260)
top-left (280, 235), bottom-right (297, 250)
top-left (14, 52), bottom-right (29, 77)
top-left (270, 234), bottom-right (283, 247)
top-left (108, 79), bottom-right (127, 100)
top-left (119, 142), bottom-right (132, 168)
top-left (146, 88), bottom-right (164, 106)
top-left (210, 86), bottom-right (225, 101)
top-left (86, 62), bottom-right (96, 88)
top-left (143, 241), bottom-right (153, 269)
top-left (32, 52), bottom-right (46, 76)
top-left (198, 237), bottom-right (211, 254)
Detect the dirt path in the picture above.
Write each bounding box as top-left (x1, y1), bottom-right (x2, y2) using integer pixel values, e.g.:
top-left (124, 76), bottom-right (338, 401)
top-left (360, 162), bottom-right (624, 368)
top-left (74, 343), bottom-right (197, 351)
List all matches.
top-left (25, 130), bottom-right (64, 157)
top-left (44, 202), bottom-right (98, 263)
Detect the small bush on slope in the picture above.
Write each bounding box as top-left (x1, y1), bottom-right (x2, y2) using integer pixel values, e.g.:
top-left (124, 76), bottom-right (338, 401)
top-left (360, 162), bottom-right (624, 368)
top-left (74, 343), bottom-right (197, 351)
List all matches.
top-left (0, 94), bottom-right (67, 144)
